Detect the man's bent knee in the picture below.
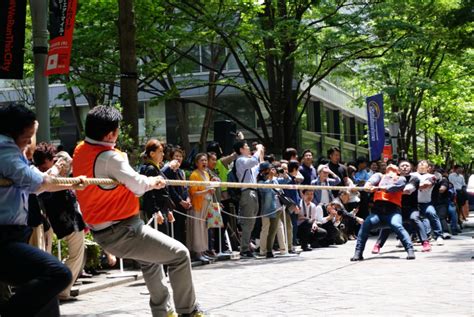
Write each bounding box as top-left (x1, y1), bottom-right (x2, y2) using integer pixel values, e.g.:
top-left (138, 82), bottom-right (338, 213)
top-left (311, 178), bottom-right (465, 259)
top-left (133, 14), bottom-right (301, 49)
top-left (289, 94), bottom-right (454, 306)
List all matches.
top-left (176, 246), bottom-right (191, 261)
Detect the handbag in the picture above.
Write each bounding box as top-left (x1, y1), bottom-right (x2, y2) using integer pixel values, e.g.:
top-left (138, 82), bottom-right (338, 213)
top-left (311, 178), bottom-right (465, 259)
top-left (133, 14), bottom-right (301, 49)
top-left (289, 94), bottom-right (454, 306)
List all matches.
top-left (273, 189), bottom-right (298, 213)
top-left (206, 195), bottom-right (224, 228)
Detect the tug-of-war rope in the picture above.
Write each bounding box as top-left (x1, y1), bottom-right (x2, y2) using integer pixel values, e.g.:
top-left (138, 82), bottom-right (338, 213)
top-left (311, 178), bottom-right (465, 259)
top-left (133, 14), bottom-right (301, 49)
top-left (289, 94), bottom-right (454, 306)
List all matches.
top-left (0, 176), bottom-right (375, 221)
top-left (0, 176), bottom-right (375, 191)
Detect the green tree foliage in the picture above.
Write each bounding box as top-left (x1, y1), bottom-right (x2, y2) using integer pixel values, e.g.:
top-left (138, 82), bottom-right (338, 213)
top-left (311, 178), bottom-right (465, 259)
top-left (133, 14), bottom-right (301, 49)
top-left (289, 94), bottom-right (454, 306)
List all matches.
top-left (164, 0), bottom-right (415, 154)
top-left (67, 0), bottom-right (119, 108)
top-left (354, 0), bottom-right (473, 165)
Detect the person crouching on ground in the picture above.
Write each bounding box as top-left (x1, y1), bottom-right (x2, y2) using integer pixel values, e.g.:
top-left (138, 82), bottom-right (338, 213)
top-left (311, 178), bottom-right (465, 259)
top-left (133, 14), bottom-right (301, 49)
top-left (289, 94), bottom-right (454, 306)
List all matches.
top-left (297, 190), bottom-right (328, 250)
top-left (351, 164), bottom-right (415, 261)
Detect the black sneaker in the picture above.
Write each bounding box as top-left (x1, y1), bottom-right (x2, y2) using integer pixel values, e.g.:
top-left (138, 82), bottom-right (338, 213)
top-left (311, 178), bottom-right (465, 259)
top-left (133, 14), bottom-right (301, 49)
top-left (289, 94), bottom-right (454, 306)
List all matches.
top-left (266, 251), bottom-right (274, 258)
top-left (240, 251), bottom-right (255, 258)
top-left (406, 249), bottom-right (416, 260)
top-left (350, 251), bottom-right (364, 261)
top-left (302, 244), bottom-right (312, 252)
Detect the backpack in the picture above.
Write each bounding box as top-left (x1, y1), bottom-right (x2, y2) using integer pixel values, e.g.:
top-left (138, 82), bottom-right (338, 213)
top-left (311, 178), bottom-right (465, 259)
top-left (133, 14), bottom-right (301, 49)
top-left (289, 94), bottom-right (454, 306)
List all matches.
top-left (226, 159), bottom-right (248, 202)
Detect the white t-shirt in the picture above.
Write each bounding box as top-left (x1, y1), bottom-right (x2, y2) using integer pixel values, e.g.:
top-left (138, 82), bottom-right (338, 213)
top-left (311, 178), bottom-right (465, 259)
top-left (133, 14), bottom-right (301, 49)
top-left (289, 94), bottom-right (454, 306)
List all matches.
top-left (449, 173), bottom-right (466, 190)
top-left (320, 190), bottom-right (330, 204)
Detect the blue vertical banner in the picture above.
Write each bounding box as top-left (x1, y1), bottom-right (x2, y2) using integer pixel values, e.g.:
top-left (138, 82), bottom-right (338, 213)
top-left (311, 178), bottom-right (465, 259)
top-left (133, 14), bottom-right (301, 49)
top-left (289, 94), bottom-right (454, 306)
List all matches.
top-left (366, 93), bottom-right (385, 161)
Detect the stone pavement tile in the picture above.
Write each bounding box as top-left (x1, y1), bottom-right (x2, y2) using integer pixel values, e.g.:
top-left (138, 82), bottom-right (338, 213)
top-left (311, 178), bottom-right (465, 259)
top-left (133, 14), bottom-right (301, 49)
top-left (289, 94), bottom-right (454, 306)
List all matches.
top-left (61, 233), bottom-right (473, 317)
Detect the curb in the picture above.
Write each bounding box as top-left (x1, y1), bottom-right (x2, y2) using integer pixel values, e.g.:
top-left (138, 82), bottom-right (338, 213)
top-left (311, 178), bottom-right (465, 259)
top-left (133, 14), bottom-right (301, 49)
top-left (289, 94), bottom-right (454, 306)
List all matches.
top-left (76, 273), bottom-right (143, 296)
top-left (73, 259), bottom-right (214, 296)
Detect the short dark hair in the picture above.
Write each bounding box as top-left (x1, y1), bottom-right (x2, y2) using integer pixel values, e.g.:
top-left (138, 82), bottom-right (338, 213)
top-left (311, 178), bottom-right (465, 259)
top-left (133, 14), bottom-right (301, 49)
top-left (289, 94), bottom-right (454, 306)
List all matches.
top-left (283, 148), bottom-right (298, 161)
top-left (85, 105), bottom-right (122, 141)
top-left (317, 157), bottom-right (330, 165)
top-left (264, 154), bottom-right (275, 163)
top-left (398, 159), bottom-right (410, 166)
top-left (0, 104), bottom-right (36, 140)
top-left (327, 146), bottom-right (341, 157)
top-left (33, 142), bottom-right (57, 166)
top-left (170, 146), bottom-right (185, 158)
top-left (288, 160), bottom-right (300, 173)
top-left (356, 156), bottom-right (368, 165)
top-left (301, 149), bottom-right (313, 158)
top-left (233, 140), bottom-right (247, 154)
top-left (206, 141), bottom-right (223, 158)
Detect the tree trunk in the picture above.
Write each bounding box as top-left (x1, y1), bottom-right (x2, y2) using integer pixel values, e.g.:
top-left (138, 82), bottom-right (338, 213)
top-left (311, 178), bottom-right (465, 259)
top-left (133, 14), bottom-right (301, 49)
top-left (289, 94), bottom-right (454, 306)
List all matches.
top-left (107, 83), bottom-right (115, 105)
top-left (84, 92), bottom-right (98, 109)
top-left (407, 98), bottom-right (418, 161)
top-left (64, 74), bottom-right (84, 135)
top-left (199, 44), bottom-right (222, 152)
top-left (174, 99), bottom-right (191, 155)
top-left (424, 130), bottom-right (429, 159)
top-left (199, 70), bottom-right (216, 152)
top-left (118, 0), bottom-right (139, 145)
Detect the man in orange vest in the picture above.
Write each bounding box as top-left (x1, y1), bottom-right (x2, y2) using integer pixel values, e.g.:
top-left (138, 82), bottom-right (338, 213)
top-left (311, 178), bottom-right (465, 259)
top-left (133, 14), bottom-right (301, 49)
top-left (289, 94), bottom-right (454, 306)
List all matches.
top-left (350, 164), bottom-right (415, 261)
top-left (73, 106), bottom-right (203, 317)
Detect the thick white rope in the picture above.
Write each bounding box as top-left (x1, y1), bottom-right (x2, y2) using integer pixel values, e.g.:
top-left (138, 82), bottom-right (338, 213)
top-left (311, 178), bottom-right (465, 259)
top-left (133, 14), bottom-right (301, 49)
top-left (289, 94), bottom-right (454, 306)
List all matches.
top-left (0, 177), bottom-right (373, 191)
top-left (0, 176), bottom-right (368, 221)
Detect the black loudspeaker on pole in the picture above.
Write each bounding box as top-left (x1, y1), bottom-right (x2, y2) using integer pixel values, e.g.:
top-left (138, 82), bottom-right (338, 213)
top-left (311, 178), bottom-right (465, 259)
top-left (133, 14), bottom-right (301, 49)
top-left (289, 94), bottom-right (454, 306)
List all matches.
top-left (214, 120), bottom-right (236, 155)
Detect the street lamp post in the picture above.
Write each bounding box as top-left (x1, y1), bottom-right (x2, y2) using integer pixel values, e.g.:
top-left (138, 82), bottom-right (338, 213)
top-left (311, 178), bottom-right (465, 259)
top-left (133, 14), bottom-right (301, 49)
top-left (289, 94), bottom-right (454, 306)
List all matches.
top-left (388, 113), bottom-right (400, 160)
top-left (30, 0), bottom-right (50, 142)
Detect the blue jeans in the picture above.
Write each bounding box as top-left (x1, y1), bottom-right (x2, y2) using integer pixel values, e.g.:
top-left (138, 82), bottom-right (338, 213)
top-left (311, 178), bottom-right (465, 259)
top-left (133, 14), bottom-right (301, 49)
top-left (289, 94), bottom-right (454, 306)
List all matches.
top-left (448, 203), bottom-right (459, 232)
top-left (409, 210), bottom-right (429, 242)
top-left (435, 203), bottom-right (459, 233)
top-left (0, 227), bottom-right (72, 317)
top-left (356, 208), bottom-right (413, 254)
top-left (419, 203), bottom-right (443, 239)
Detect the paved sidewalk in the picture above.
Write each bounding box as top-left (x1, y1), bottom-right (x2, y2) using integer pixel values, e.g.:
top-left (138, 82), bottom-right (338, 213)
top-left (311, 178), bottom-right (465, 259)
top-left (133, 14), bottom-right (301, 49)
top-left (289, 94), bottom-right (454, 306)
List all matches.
top-left (61, 229), bottom-right (473, 317)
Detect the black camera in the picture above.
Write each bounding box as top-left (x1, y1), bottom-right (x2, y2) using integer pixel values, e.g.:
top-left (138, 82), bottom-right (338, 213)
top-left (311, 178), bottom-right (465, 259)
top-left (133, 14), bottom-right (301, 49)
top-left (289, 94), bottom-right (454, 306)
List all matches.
top-left (276, 168), bottom-right (284, 174)
top-left (337, 208), bottom-right (344, 216)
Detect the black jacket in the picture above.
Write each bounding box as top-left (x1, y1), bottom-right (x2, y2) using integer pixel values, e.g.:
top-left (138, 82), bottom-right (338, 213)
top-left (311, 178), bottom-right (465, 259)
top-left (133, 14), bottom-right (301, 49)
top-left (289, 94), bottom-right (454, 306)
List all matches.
top-left (139, 163), bottom-right (175, 218)
top-left (38, 190), bottom-right (85, 239)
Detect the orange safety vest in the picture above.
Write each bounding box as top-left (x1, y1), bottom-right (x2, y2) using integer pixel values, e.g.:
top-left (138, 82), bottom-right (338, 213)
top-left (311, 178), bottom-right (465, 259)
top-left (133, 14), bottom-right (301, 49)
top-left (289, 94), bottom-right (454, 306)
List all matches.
top-left (374, 191), bottom-right (403, 207)
top-left (73, 141), bottom-right (139, 225)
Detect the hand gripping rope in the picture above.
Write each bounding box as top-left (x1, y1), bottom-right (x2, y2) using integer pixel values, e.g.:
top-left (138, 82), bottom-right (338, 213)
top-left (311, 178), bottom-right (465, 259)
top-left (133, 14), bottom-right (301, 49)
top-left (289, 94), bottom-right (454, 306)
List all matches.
top-left (0, 176), bottom-right (374, 191)
top-left (0, 176), bottom-right (376, 221)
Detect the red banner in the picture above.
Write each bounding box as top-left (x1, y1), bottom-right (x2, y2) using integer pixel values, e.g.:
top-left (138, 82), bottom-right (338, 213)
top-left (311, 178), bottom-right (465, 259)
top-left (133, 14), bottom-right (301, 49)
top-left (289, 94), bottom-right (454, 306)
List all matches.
top-left (383, 145), bottom-right (393, 162)
top-left (45, 0), bottom-right (77, 76)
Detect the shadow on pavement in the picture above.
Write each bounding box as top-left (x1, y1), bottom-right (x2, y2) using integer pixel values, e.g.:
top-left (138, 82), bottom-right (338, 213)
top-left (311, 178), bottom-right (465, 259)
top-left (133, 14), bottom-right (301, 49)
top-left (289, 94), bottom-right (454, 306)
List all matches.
top-left (62, 312), bottom-right (137, 317)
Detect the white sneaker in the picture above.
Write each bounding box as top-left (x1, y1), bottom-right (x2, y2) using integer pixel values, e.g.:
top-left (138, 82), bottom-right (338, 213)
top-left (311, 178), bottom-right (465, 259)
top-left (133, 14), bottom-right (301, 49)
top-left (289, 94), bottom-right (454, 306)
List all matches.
top-left (436, 237), bottom-right (444, 246)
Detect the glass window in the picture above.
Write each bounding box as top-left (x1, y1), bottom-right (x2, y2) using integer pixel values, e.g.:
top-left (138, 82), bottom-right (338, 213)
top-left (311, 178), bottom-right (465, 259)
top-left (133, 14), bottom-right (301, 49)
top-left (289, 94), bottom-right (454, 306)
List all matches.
top-left (343, 116), bottom-right (351, 143)
top-left (357, 121), bottom-right (368, 148)
top-left (227, 49), bottom-right (239, 71)
top-left (214, 95), bottom-right (256, 131)
top-left (185, 95), bottom-right (257, 136)
top-left (175, 45), bottom-right (201, 74)
top-left (202, 45), bottom-right (227, 72)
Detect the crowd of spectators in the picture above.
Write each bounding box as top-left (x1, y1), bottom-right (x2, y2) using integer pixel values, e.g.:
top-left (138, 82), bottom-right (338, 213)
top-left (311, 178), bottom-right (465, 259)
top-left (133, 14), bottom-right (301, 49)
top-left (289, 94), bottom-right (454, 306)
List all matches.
top-left (1, 104), bottom-right (472, 316)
